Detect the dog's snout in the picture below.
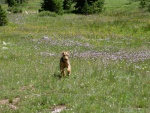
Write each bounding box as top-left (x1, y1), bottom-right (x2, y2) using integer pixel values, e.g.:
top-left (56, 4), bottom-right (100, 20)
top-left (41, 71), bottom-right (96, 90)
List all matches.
top-left (64, 57), bottom-right (68, 61)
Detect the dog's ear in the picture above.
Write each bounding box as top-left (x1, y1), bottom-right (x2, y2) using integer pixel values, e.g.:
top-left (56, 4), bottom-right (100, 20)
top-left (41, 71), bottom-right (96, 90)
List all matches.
top-left (67, 52), bottom-right (70, 56)
top-left (62, 52), bottom-right (65, 56)
top-left (62, 51), bottom-right (69, 56)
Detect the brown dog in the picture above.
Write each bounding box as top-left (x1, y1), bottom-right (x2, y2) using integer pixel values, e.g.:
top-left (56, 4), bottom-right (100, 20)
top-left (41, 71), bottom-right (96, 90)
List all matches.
top-left (60, 52), bottom-right (71, 76)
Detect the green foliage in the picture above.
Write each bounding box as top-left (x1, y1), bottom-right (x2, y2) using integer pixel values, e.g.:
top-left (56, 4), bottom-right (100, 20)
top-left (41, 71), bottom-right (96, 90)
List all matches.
top-left (63, 0), bottom-right (75, 13)
top-left (0, 5), bottom-right (8, 26)
top-left (82, 0), bottom-right (89, 14)
top-left (147, 3), bottom-right (150, 12)
top-left (139, 0), bottom-right (146, 8)
top-left (7, 6), bottom-right (22, 13)
top-left (63, 0), bottom-right (73, 10)
top-left (39, 0), bottom-right (104, 14)
top-left (139, 0), bottom-right (150, 12)
top-left (75, 0), bottom-right (105, 14)
top-left (92, 0), bottom-right (104, 13)
top-left (7, 0), bottom-right (17, 7)
top-left (40, 0), bottom-right (64, 14)
top-left (7, 0), bottom-right (28, 7)
top-left (7, 0), bottom-right (28, 14)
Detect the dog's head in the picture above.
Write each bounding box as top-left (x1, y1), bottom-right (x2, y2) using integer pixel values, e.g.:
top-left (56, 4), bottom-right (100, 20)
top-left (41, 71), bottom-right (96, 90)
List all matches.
top-left (62, 52), bottom-right (69, 62)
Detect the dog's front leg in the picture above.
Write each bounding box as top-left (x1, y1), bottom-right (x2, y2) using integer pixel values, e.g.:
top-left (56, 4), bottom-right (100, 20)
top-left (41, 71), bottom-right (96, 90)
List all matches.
top-left (67, 67), bottom-right (71, 76)
top-left (61, 69), bottom-right (65, 76)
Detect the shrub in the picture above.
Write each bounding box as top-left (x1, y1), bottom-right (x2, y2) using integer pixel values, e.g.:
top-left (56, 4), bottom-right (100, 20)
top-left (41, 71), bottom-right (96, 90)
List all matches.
top-left (7, 0), bottom-right (17, 7)
top-left (147, 3), bottom-right (150, 12)
top-left (7, 0), bottom-right (28, 7)
top-left (75, 0), bottom-right (105, 14)
top-left (139, 0), bottom-right (147, 8)
top-left (63, 0), bottom-right (75, 13)
top-left (92, 0), bottom-right (104, 13)
top-left (139, 0), bottom-right (150, 12)
top-left (75, 0), bottom-right (86, 13)
top-left (7, 0), bottom-right (27, 14)
top-left (0, 5), bottom-right (8, 26)
top-left (7, 6), bottom-right (22, 13)
top-left (82, 0), bottom-right (90, 14)
top-left (40, 0), bottom-right (64, 14)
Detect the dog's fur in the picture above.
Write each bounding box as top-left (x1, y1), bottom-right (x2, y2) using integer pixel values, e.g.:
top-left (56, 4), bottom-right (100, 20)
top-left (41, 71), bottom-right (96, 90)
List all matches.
top-left (60, 52), bottom-right (71, 76)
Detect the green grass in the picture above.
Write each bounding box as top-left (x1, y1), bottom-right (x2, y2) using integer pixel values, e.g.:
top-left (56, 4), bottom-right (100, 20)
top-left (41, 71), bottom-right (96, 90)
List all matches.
top-left (0, 0), bottom-right (150, 112)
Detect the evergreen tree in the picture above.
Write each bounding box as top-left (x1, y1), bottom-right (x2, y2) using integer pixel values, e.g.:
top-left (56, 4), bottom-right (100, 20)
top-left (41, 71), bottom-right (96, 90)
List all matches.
top-left (75, 0), bottom-right (85, 13)
top-left (7, 0), bottom-right (16, 7)
top-left (63, 0), bottom-right (75, 13)
top-left (7, 0), bottom-right (28, 7)
top-left (0, 5), bottom-right (8, 26)
top-left (139, 0), bottom-right (150, 12)
top-left (63, 0), bottom-right (73, 10)
top-left (75, 0), bottom-right (104, 14)
top-left (40, 0), bottom-right (64, 14)
top-left (82, 0), bottom-right (90, 14)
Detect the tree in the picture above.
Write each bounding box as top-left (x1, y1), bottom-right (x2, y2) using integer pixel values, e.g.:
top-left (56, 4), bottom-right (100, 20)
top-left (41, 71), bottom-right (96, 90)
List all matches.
top-left (75, 0), bottom-right (104, 14)
top-left (63, 0), bottom-right (75, 12)
top-left (75, 0), bottom-right (85, 13)
top-left (40, 0), bottom-right (64, 14)
top-left (7, 0), bottom-right (28, 7)
top-left (139, 0), bottom-right (150, 12)
top-left (7, 0), bottom-right (16, 7)
top-left (0, 5), bottom-right (8, 26)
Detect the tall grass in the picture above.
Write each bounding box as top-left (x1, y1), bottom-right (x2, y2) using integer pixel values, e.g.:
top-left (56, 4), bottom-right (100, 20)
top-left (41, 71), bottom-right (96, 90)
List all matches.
top-left (0, 0), bottom-right (150, 112)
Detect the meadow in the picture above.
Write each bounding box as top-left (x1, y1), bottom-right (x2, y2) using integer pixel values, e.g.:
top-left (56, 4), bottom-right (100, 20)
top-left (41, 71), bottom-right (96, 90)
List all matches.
top-left (0, 0), bottom-right (150, 112)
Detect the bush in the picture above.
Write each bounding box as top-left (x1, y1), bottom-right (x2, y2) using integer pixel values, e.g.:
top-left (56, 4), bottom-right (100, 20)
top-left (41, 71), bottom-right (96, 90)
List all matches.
top-left (38, 11), bottom-right (57, 17)
top-left (7, 0), bottom-right (17, 7)
top-left (40, 0), bottom-right (64, 14)
top-left (0, 5), bottom-right (8, 26)
top-left (147, 2), bottom-right (150, 12)
top-left (7, 6), bottom-right (22, 13)
top-left (63, 0), bottom-right (75, 13)
top-left (75, 0), bottom-right (105, 14)
top-left (139, 0), bottom-right (147, 8)
top-left (92, 0), bottom-right (104, 13)
top-left (139, 0), bottom-right (150, 12)
top-left (7, 0), bottom-right (28, 7)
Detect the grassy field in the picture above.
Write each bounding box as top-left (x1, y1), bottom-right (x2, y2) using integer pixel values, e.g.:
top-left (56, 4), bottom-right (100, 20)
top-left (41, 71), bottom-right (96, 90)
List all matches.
top-left (0, 0), bottom-right (150, 112)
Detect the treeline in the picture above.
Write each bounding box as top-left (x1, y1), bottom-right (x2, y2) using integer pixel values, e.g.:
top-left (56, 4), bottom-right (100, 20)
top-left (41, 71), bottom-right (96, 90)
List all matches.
top-left (39, 0), bottom-right (150, 14)
top-left (1, 0), bottom-right (28, 13)
top-left (39, 0), bottom-right (104, 14)
top-left (0, 0), bottom-right (150, 26)
top-left (0, 0), bottom-right (27, 6)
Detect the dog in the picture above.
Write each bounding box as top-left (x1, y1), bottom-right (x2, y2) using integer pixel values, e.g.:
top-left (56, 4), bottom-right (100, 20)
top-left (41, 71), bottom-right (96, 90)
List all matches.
top-left (60, 52), bottom-right (71, 76)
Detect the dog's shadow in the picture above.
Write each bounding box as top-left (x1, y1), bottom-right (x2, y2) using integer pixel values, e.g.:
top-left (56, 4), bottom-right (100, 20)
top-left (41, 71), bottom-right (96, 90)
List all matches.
top-left (53, 73), bottom-right (70, 79)
top-left (53, 73), bottom-right (62, 79)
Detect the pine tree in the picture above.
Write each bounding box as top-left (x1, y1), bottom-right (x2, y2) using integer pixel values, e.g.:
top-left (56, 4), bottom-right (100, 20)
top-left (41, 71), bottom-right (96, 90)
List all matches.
top-left (63, 0), bottom-right (73, 10)
top-left (7, 0), bottom-right (28, 7)
top-left (75, 0), bottom-right (104, 14)
top-left (75, 0), bottom-right (85, 13)
top-left (7, 0), bottom-right (17, 7)
top-left (40, 0), bottom-right (64, 14)
top-left (0, 5), bottom-right (8, 26)
top-left (139, 0), bottom-right (150, 12)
